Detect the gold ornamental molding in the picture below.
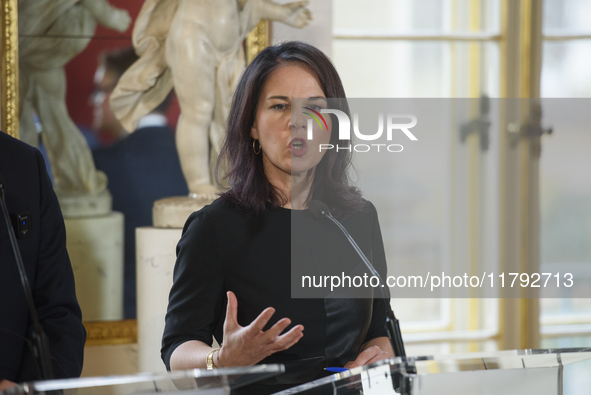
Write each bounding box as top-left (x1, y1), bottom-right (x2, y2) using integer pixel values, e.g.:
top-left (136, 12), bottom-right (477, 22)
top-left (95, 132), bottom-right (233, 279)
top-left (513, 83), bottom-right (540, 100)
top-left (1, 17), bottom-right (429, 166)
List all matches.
top-left (245, 20), bottom-right (270, 65)
top-left (1, 0), bottom-right (18, 138)
top-left (84, 319), bottom-right (138, 346)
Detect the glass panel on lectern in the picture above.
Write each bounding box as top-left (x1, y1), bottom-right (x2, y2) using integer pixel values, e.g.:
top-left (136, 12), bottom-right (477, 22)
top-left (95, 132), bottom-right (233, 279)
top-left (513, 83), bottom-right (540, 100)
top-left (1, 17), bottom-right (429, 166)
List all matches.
top-left (273, 348), bottom-right (591, 395)
top-left (1, 365), bottom-right (284, 395)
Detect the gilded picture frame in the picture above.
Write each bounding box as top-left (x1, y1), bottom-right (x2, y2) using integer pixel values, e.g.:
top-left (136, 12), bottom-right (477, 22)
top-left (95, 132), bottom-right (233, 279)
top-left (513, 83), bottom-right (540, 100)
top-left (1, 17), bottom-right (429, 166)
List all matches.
top-left (1, 0), bottom-right (18, 138)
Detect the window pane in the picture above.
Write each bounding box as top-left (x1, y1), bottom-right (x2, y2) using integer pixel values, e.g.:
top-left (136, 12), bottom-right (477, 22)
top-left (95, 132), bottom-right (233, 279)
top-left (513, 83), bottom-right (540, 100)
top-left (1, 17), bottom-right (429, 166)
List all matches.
top-left (543, 0), bottom-right (591, 33)
top-left (333, 0), bottom-right (500, 33)
top-left (541, 41), bottom-right (591, 97)
top-left (333, 41), bottom-right (500, 97)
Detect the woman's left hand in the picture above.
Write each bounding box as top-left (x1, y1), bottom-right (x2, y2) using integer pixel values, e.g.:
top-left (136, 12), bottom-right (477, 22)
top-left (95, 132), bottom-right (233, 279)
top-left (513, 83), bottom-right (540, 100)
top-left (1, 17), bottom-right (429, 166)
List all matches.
top-left (344, 345), bottom-right (392, 369)
top-left (0, 380), bottom-right (17, 391)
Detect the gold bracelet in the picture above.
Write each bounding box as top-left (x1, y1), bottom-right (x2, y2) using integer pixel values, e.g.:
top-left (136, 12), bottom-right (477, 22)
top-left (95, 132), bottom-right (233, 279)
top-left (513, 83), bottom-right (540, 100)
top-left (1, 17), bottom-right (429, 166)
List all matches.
top-left (206, 348), bottom-right (220, 370)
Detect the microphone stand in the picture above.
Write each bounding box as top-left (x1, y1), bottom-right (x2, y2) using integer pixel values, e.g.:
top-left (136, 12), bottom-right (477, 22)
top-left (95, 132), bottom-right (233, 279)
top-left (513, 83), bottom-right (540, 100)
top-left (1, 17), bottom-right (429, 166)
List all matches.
top-left (308, 200), bottom-right (415, 393)
top-left (0, 177), bottom-right (54, 380)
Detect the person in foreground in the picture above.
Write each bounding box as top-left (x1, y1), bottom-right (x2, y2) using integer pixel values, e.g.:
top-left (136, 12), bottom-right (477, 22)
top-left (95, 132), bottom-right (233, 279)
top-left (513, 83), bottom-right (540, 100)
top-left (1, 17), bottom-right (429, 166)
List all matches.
top-left (162, 41), bottom-right (394, 394)
top-left (0, 132), bottom-right (86, 389)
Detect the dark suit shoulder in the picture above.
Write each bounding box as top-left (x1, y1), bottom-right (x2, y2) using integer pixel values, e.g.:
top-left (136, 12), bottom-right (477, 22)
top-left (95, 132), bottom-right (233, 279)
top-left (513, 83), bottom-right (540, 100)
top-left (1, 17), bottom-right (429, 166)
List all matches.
top-left (0, 132), bottom-right (39, 164)
top-left (0, 133), bottom-right (45, 208)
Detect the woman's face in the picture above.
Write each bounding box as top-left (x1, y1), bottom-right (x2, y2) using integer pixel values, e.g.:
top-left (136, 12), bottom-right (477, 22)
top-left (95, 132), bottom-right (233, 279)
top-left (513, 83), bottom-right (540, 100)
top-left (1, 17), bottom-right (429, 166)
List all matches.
top-left (251, 63), bottom-right (332, 180)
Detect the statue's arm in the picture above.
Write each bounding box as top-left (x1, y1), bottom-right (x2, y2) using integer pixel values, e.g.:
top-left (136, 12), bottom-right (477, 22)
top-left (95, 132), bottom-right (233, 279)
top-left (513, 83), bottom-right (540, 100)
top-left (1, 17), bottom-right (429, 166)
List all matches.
top-left (256, 0), bottom-right (312, 28)
top-left (80, 0), bottom-right (131, 32)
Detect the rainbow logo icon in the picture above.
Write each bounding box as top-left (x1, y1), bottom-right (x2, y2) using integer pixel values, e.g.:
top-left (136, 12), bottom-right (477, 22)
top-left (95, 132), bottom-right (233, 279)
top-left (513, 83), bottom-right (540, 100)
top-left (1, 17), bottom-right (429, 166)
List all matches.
top-left (302, 107), bottom-right (328, 131)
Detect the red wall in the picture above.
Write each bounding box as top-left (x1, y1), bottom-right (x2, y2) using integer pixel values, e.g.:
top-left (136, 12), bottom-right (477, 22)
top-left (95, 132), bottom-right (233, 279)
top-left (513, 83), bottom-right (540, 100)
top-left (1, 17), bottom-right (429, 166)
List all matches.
top-left (65, 0), bottom-right (179, 131)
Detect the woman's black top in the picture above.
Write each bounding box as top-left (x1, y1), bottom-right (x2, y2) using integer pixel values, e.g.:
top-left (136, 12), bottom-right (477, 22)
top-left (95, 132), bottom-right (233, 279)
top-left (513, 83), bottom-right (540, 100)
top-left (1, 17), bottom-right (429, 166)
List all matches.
top-left (162, 198), bottom-right (389, 394)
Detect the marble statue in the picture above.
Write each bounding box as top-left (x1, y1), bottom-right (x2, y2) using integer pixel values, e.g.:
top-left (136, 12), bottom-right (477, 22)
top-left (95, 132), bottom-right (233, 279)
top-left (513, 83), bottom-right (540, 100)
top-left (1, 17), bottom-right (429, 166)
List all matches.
top-left (18, 0), bottom-right (131, 215)
top-left (110, 0), bottom-right (312, 201)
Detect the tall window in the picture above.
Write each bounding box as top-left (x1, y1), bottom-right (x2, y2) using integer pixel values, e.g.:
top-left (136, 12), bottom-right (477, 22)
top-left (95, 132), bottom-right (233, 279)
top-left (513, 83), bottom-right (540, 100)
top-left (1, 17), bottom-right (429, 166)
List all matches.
top-left (332, 0), bottom-right (591, 354)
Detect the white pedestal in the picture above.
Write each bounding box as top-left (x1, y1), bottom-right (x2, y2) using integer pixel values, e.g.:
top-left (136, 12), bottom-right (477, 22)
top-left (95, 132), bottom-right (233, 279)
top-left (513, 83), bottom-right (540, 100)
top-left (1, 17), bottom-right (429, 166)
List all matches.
top-left (57, 188), bottom-right (112, 218)
top-left (152, 196), bottom-right (213, 228)
top-left (65, 212), bottom-right (124, 321)
top-left (136, 227), bottom-right (182, 373)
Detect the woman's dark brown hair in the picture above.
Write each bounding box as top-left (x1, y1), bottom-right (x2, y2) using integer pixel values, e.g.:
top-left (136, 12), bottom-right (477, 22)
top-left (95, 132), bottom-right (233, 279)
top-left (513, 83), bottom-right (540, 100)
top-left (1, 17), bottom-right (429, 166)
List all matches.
top-left (216, 41), bottom-right (364, 216)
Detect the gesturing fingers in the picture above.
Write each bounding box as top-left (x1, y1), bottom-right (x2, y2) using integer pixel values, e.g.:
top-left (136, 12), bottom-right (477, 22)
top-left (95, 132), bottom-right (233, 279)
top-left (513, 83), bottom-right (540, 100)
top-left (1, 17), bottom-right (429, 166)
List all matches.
top-left (249, 317), bottom-right (304, 356)
top-left (271, 324), bottom-right (304, 352)
top-left (263, 317), bottom-right (292, 340)
top-left (245, 307), bottom-right (277, 336)
top-left (223, 291), bottom-right (239, 332)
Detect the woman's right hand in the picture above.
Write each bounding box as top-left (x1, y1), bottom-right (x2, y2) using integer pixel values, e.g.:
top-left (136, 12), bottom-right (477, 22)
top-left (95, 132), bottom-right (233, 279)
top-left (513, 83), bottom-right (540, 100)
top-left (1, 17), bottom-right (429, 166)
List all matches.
top-left (217, 291), bottom-right (304, 367)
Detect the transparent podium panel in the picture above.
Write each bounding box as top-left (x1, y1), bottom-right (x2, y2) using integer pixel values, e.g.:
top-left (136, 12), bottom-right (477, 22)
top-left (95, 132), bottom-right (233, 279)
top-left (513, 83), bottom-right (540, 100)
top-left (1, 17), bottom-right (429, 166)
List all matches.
top-left (273, 348), bottom-right (591, 395)
top-left (1, 364), bottom-right (284, 395)
top-left (411, 348), bottom-right (591, 395)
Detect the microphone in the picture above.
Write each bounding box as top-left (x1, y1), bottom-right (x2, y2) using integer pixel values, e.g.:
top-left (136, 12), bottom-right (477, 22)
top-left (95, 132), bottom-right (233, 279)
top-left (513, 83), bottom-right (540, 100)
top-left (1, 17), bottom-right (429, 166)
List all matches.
top-left (0, 173), bottom-right (54, 380)
top-left (307, 200), bottom-right (409, 361)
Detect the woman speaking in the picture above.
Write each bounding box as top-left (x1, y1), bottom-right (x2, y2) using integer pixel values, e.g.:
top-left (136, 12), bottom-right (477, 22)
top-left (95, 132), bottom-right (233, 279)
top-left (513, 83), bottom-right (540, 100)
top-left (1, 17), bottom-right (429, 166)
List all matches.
top-left (162, 41), bottom-right (394, 394)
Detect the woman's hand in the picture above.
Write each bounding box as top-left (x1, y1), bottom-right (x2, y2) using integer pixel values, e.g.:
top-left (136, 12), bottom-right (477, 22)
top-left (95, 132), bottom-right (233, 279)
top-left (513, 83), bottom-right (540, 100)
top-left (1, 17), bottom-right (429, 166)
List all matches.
top-left (344, 338), bottom-right (394, 369)
top-left (218, 291), bottom-right (304, 367)
top-left (0, 380), bottom-right (17, 391)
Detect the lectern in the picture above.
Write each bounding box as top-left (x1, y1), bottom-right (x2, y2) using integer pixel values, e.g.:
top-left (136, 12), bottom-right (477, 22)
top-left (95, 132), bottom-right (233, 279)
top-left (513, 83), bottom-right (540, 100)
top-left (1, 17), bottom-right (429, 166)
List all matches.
top-left (2, 349), bottom-right (590, 395)
top-left (0, 364), bottom-right (284, 395)
top-left (274, 348), bottom-right (591, 395)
